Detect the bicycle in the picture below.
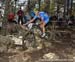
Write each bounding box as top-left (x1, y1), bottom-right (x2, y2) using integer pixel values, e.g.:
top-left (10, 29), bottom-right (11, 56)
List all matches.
top-left (20, 22), bottom-right (52, 49)
top-left (20, 23), bottom-right (39, 49)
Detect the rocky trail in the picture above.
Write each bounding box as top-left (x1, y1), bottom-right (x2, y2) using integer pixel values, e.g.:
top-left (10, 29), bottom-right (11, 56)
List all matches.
top-left (0, 26), bottom-right (75, 62)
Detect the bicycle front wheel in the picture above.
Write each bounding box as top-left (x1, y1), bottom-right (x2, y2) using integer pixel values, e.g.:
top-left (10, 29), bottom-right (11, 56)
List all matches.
top-left (22, 31), bottom-right (36, 50)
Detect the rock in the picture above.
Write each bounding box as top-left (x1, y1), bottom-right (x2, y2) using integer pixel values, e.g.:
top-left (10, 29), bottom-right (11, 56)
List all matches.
top-left (9, 52), bottom-right (31, 62)
top-left (25, 47), bottom-right (36, 53)
top-left (19, 36), bottom-right (23, 39)
top-left (73, 57), bottom-right (75, 61)
top-left (0, 46), bottom-right (7, 53)
top-left (44, 42), bottom-right (52, 48)
top-left (11, 36), bottom-right (23, 45)
top-left (0, 35), bottom-right (14, 53)
top-left (67, 55), bottom-right (73, 59)
top-left (72, 49), bottom-right (75, 56)
top-left (73, 40), bottom-right (75, 43)
top-left (43, 53), bottom-right (59, 60)
top-left (0, 35), bottom-right (12, 45)
top-left (37, 44), bottom-right (43, 50)
top-left (36, 36), bottom-right (42, 43)
top-left (71, 34), bottom-right (75, 39)
top-left (34, 28), bottom-right (41, 35)
top-left (0, 22), bottom-right (2, 27)
top-left (8, 48), bottom-right (20, 54)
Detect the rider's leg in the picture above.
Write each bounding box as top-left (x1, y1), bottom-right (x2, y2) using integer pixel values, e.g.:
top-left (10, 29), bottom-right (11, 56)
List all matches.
top-left (40, 17), bottom-right (49, 37)
top-left (40, 21), bottom-right (46, 37)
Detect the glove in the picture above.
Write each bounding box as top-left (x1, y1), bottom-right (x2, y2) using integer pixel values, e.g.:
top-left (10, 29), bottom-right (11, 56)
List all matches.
top-left (28, 23), bottom-right (33, 29)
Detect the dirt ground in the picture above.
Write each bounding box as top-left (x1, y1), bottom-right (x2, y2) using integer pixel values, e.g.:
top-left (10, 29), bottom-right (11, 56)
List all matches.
top-left (0, 28), bottom-right (75, 62)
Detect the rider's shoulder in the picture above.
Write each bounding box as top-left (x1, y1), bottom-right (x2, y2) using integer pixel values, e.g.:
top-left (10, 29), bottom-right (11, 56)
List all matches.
top-left (39, 11), bottom-right (48, 15)
top-left (39, 11), bottom-right (45, 13)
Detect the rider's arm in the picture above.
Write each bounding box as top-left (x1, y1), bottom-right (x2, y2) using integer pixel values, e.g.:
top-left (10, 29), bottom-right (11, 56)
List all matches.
top-left (27, 18), bottom-right (35, 24)
top-left (25, 16), bottom-right (38, 25)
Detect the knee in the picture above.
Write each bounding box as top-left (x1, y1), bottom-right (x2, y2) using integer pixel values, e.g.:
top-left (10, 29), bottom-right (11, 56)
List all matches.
top-left (40, 24), bottom-right (43, 28)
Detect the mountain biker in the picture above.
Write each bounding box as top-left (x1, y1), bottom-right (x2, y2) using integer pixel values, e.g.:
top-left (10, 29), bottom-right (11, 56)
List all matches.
top-left (25, 10), bottom-right (50, 37)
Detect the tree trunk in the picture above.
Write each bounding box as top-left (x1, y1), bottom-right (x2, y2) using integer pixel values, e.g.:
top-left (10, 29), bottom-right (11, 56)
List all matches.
top-left (4, 0), bottom-right (11, 21)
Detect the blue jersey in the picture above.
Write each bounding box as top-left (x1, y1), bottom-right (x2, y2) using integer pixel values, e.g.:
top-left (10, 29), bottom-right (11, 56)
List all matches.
top-left (34, 11), bottom-right (49, 24)
top-left (30, 10), bottom-right (35, 18)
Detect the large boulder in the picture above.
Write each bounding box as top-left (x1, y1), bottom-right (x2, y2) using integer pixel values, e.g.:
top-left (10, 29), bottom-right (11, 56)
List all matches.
top-left (11, 36), bottom-right (23, 45)
top-left (0, 35), bottom-right (14, 53)
top-left (43, 53), bottom-right (59, 60)
top-left (9, 53), bottom-right (31, 62)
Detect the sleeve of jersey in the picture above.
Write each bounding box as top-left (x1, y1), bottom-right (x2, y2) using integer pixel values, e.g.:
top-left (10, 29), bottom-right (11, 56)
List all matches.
top-left (33, 16), bottom-right (38, 20)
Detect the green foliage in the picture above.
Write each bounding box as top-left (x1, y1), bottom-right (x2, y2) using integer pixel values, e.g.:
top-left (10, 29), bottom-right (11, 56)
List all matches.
top-left (39, 0), bottom-right (55, 15)
top-left (40, 3), bottom-right (46, 11)
top-left (49, 0), bottom-right (55, 15)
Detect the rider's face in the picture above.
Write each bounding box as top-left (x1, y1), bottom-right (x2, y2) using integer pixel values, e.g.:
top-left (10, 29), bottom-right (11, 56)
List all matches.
top-left (35, 11), bottom-right (39, 16)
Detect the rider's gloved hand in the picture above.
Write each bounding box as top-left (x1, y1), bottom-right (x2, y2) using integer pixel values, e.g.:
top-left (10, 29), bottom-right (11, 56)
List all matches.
top-left (28, 23), bottom-right (33, 29)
